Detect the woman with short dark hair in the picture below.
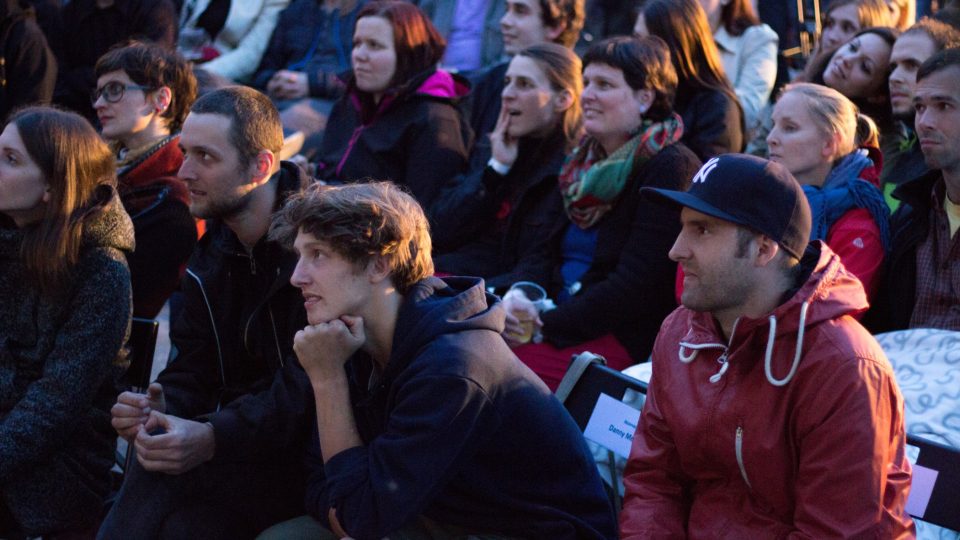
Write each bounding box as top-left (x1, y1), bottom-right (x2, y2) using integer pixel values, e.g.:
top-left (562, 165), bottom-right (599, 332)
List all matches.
top-left (0, 106), bottom-right (133, 538)
top-left (315, 0), bottom-right (470, 216)
top-left (94, 41), bottom-right (199, 318)
top-left (502, 36), bottom-right (702, 390)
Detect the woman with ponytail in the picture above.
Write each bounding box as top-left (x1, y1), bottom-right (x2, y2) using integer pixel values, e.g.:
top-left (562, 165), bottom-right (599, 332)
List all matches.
top-left (766, 82), bottom-right (890, 298)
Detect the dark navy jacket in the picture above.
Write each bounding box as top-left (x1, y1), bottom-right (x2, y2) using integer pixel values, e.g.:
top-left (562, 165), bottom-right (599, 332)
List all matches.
top-left (306, 276), bottom-right (616, 540)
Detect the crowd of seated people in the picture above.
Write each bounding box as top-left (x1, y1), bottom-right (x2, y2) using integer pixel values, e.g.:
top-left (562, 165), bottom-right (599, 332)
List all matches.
top-left (2, 0), bottom-right (960, 537)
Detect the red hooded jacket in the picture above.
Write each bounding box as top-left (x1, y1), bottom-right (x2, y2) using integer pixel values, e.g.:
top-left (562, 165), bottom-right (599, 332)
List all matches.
top-left (622, 243), bottom-right (913, 539)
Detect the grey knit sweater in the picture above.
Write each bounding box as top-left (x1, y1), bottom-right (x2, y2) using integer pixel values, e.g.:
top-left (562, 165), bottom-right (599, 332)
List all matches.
top-left (0, 185), bottom-right (133, 535)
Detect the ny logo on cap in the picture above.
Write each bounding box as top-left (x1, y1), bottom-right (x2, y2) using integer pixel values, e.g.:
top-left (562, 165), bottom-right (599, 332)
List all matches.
top-left (692, 157), bottom-right (720, 184)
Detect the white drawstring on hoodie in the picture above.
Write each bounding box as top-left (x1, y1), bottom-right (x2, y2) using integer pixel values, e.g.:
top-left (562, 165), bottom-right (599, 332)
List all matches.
top-left (678, 301), bottom-right (811, 386)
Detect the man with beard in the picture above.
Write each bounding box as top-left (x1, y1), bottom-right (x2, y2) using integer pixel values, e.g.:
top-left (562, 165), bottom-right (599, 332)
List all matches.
top-left (881, 18), bottom-right (960, 209)
top-left (868, 49), bottom-right (960, 332)
top-left (99, 86), bottom-right (314, 539)
top-left (621, 154), bottom-right (914, 538)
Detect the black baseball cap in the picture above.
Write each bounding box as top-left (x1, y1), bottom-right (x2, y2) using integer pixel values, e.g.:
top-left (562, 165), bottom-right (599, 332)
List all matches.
top-left (643, 153), bottom-right (812, 260)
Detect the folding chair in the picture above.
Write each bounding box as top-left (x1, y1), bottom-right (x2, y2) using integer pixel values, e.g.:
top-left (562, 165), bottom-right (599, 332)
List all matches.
top-left (905, 434), bottom-right (960, 532)
top-left (117, 317), bottom-right (159, 471)
top-left (556, 352), bottom-right (648, 509)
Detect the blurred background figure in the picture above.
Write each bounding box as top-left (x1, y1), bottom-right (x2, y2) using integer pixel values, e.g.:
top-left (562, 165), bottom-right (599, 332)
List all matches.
top-left (53, 0), bottom-right (177, 123)
top-left (432, 43), bottom-right (582, 290)
top-left (0, 0), bottom-right (56, 122)
top-left (314, 1), bottom-right (470, 218)
top-left (635, 0), bottom-right (745, 160)
top-left (178, 0), bottom-right (290, 84)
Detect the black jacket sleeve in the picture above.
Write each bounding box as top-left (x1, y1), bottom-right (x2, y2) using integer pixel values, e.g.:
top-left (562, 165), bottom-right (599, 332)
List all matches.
top-left (681, 89), bottom-right (745, 160)
top-left (127, 197), bottom-right (197, 318)
top-left (205, 358), bottom-right (315, 463)
top-left (401, 104), bottom-right (471, 214)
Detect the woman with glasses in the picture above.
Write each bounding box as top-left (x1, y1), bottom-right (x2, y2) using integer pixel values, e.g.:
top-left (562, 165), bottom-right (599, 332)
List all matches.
top-left (0, 106), bottom-right (132, 539)
top-left (93, 42), bottom-right (199, 318)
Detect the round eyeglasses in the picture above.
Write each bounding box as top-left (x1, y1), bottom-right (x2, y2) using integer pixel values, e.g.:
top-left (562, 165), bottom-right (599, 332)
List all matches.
top-left (91, 81), bottom-right (155, 105)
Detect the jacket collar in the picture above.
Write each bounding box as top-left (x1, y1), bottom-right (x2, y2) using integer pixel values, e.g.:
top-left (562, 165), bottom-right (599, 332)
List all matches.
top-left (892, 168), bottom-right (942, 211)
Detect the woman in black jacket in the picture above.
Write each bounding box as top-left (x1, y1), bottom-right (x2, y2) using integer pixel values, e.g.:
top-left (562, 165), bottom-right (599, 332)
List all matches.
top-left (314, 0), bottom-right (470, 216)
top-left (0, 107), bottom-right (133, 538)
top-left (635, 0), bottom-right (744, 160)
top-left (431, 42), bottom-right (582, 292)
top-left (502, 36), bottom-right (702, 390)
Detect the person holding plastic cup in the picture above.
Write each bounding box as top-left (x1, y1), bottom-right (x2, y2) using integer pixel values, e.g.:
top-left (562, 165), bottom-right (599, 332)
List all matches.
top-left (501, 35), bottom-right (702, 390)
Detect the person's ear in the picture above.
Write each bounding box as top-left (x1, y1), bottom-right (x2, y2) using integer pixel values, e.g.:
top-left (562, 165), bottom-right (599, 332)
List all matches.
top-left (821, 132), bottom-right (840, 162)
top-left (553, 89), bottom-right (574, 113)
top-left (636, 88), bottom-right (655, 115)
top-left (366, 254), bottom-right (392, 284)
top-left (754, 235), bottom-right (781, 267)
top-left (153, 86), bottom-right (172, 114)
top-left (544, 21), bottom-right (566, 42)
top-left (253, 150), bottom-right (276, 181)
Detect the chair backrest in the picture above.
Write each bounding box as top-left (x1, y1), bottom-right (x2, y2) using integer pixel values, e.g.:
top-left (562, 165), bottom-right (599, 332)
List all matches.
top-left (558, 353), bottom-right (648, 431)
top-left (557, 353), bottom-right (648, 509)
top-left (906, 433), bottom-right (960, 531)
top-left (122, 317), bottom-right (159, 392)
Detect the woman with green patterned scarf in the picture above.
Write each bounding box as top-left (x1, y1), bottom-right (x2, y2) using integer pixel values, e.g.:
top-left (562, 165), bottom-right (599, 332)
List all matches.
top-left (501, 35), bottom-right (703, 390)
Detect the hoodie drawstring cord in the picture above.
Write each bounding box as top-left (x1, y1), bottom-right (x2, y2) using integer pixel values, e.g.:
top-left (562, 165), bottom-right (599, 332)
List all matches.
top-left (763, 301), bottom-right (810, 386)
top-left (678, 320), bottom-right (739, 383)
top-left (678, 342), bottom-right (726, 363)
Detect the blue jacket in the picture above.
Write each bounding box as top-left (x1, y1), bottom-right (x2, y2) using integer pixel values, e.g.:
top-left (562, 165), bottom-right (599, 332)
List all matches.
top-left (252, 0), bottom-right (365, 98)
top-left (306, 276), bottom-right (616, 540)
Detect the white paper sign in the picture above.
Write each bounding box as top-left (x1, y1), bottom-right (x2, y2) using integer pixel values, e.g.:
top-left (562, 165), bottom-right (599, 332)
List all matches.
top-left (905, 462), bottom-right (939, 519)
top-left (583, 393), bottom-right (642, 458)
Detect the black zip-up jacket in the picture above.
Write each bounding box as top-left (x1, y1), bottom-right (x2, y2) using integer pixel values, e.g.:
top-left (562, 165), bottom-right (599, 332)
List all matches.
top-left (864, 169), bottom-right (939, 333)
top-left (316, 68), bottom-right (472, 214)
top-left (431, 130), bottom-right (567, 292)
top-left (157, 162), bottom-right (314, 462)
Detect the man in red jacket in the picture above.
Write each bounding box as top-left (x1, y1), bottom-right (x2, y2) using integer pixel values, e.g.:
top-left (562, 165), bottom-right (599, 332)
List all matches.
top-left (623, 154), bottom-right (915, 538)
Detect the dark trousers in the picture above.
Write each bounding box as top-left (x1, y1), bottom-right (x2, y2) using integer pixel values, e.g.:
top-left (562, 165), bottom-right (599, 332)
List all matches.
top-left (97, 454), bottom-right (305, 540)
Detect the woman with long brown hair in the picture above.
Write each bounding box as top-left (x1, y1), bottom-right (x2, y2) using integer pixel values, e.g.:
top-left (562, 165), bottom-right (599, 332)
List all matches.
top-left (0, 106), bottom-right (132, 538)
top-left (432, 43), bottom-right (583, 290)
top-left (635, 0), bottom-right (744, 160)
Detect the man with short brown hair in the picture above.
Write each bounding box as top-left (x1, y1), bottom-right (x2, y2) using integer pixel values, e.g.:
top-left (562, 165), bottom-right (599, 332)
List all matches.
top-left (264, 181), bottom-right (616, 539)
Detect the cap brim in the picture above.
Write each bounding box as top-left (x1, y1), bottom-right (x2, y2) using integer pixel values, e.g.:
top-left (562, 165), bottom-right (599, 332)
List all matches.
top-left (641, 187), bottom-right (746, 227)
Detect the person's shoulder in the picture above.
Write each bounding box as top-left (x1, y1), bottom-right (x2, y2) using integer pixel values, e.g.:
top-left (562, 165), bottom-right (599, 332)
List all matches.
top-left (742, 23), bottom-right (778, 43)
top-left (801, 314), bottom-right (893, 377)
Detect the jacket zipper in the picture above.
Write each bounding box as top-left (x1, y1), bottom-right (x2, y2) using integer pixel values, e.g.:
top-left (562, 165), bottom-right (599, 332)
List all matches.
top-left (186, 268), bottom-right (227, 411)
top-left (736, 425), bottom-right (752, 489)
